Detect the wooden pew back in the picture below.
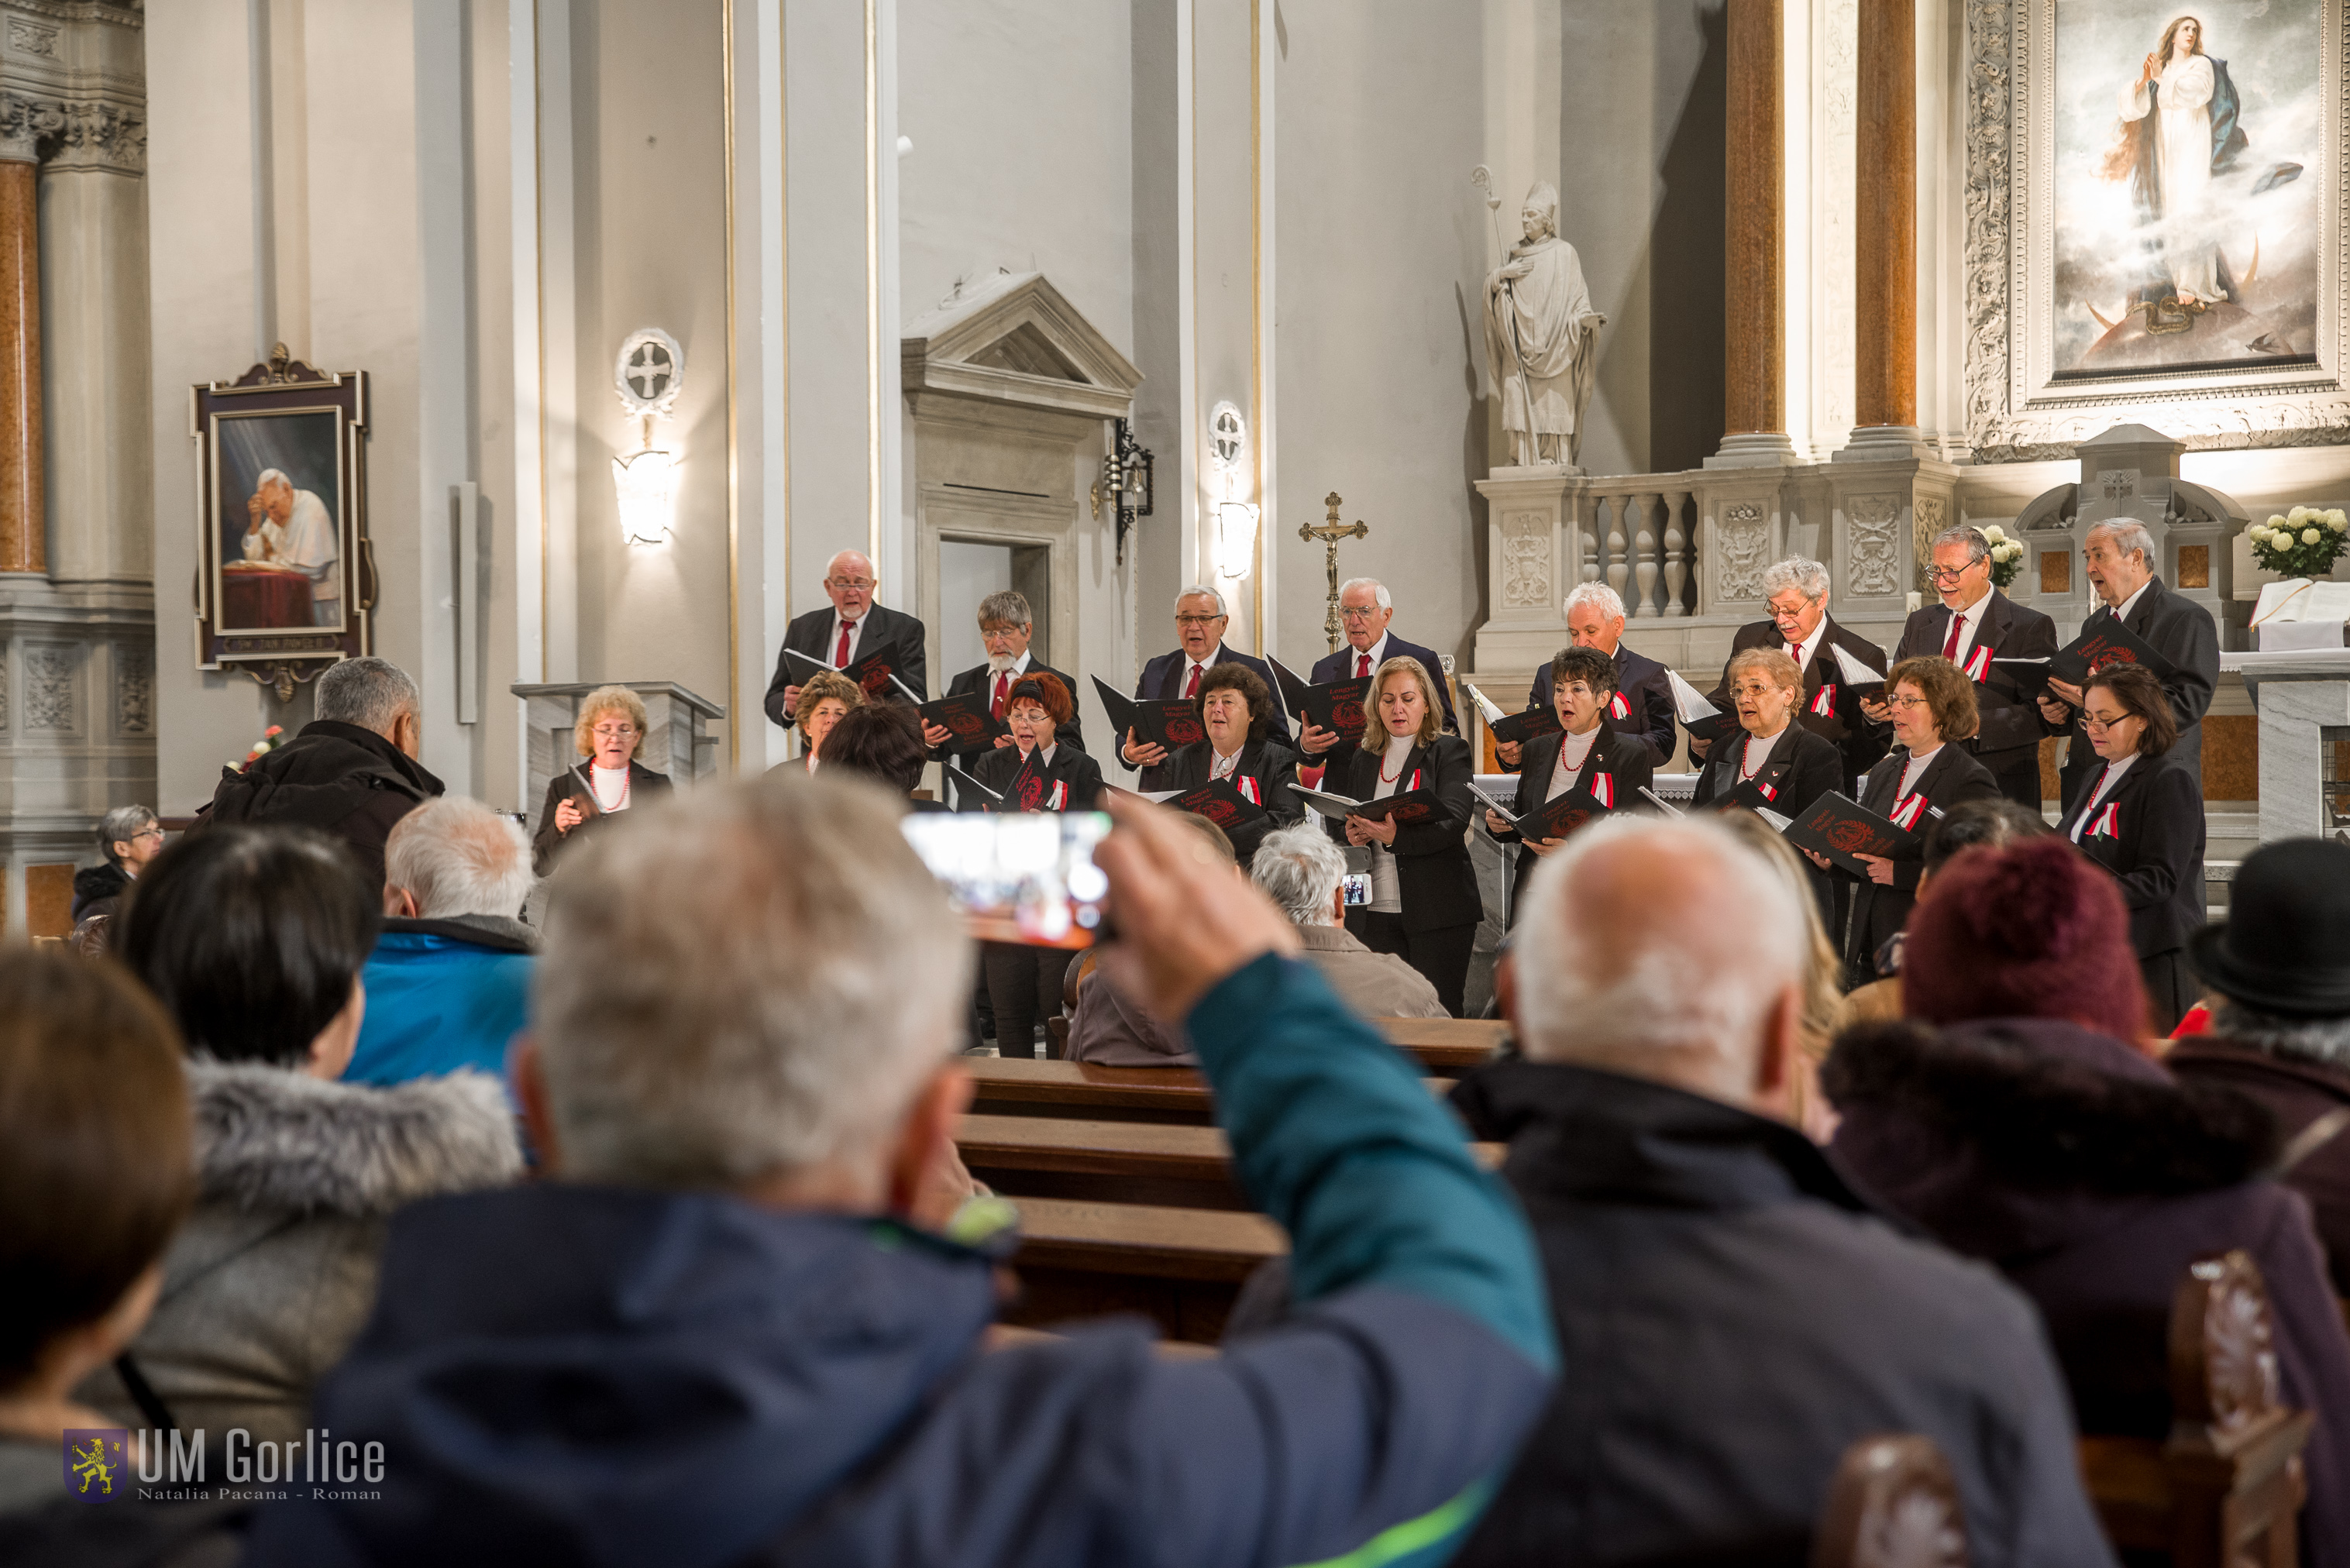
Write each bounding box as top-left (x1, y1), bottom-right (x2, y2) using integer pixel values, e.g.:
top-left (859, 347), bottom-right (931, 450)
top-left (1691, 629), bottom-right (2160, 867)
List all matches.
top-left (1812, 1433), bottom-right (1970, 1568)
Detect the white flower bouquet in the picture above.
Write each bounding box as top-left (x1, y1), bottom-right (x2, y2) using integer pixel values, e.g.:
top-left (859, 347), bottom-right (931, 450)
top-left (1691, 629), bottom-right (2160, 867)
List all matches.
top-left (2248, 507), bottom-right (2350, 580)
top-left (1979, 524), bottom-right (2026, 590)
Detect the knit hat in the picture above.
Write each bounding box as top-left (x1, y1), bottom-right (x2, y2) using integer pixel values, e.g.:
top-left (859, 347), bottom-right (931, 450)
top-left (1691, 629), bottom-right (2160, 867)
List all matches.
top-left (1902, 836), bottom-right (2148, 1038)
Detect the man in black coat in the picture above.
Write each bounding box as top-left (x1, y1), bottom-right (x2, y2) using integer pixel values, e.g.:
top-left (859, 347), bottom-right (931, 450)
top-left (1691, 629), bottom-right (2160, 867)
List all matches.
top-left (1502, 582), bottom-right (1675, 770)
top-left (199, 656), bottom-right (446, 892)
top-left (1296, 576), bottom-right (1456, 775)
top-left (1448, 817), bottom-right (2116, 1568)
top-left (762, 548), bottom-right (928, 730)
top-left (922, 589), bottom-right (1083, 764)
top-left (1695, 557), bottom-right (1889, 788)
top-left (1873, 524), bottom-right (2060, 807)
top-left (2035, 519), bottom-right (2220, 807)
top-left (1119, 584), bottom-right (1289, 792)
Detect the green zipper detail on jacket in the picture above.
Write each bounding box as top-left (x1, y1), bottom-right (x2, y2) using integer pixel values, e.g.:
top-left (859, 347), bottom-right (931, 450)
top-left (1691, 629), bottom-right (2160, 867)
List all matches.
top-left (1287, 1479), bottom-right (1491, 1568)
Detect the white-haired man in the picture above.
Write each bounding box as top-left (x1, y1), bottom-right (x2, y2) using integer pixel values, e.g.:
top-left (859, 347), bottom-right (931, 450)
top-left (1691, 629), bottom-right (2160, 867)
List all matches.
top-left (1122, 584), bottom-right (1291, 790)
top-left (344, 796), bottom-right (538, 1090)
top-left (1443, 816), bottom-right (2116, 1568)
top-left (2035, 518), bottom-right (2219, 808)
top-left (1498, 582), bottom-right (1676, 770)
top-left (1694, 557), bottom-right (1889, 787)
top-left (250, 780), bottom-right (1553, 1566)
top-left (241, 466), bottom-right (341, 626)
top-left (1298, 577), bottom-right (1457, 764)
top-left (764, 548), bottom-right (929, 729)
top-left (1251, 824), bottom-right (1447, 1019)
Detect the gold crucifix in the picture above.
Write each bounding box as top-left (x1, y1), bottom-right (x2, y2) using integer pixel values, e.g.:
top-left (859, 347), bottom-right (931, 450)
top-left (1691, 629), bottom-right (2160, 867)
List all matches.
top-left (1300, 493), bottom-right (1370, 654)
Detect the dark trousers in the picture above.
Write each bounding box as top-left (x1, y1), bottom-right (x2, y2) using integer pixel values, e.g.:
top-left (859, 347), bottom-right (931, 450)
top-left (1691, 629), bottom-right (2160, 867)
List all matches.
top-left (1350, 911), bottom-right (1476, 1019)
top-left (2142, 949), bottom-right (2193, 1037)
top-left (982, 941), bottom-right (1076, 1059)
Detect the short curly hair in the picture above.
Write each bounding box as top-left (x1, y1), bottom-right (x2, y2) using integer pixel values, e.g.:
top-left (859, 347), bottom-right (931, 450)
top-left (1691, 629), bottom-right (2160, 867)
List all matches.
top-left (793, 671), bottom-right (866, 731)
top-left (1547, 645), bottom-right (1619, 702)
top-left (1196, 662), bottom-right (1272, 743)
top-left (573, 685), bottom-right (650, 759)
top-left (1884, 655), bottom-right (1980, 743)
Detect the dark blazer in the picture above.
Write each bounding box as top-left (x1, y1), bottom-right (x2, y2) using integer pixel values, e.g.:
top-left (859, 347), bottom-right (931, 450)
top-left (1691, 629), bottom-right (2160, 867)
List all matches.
top-left (931, 659), bottom-right (1086, 762)
top-left (966, 741), bottom-right (1105, 815)
top-left (1691, 724), bottom-right (1846, 932)
top-left (2045, 576), bottom-right (2220, 803)
top-left (762, 602), bottom-right (928, 728)
top-left (1519, 643), bottom-right (1677, 769)
top-left (532, 761), bottom-right (674, 876)
top-left (1708, 616), bottom-right (1891, 785)
top-left (1123, 645), bottom-right (1293, 789)
top-left (1164, 738), bottom-right (1305, 865)
top-left (1494, 730), bottom-right (1653, 914)
top-left (1326, 733), bottom-right (1481, 934)
top-left (1310, 634), bottom-right (1457, 734)
top-left (2169, 1037), bottom-right (2350, 1298)
top-left (1891, 590), bottom-right (2060, 775)
top-left (2055, 747), bottom-right (2206, 959)
top-left (1842, 744), bottom-right (2001, 980)
top-left (1449, 1059), bottom-right (2115, 1568)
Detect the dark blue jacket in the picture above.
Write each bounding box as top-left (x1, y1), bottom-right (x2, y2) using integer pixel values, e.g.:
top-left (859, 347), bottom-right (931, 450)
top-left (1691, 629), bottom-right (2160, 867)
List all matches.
top-left (1123, 645), bottom-right (1294, 790)
top-left (244, 954), bottom-right (1554, 1568)
top-left (344, 917), bottom-right (535, 1092)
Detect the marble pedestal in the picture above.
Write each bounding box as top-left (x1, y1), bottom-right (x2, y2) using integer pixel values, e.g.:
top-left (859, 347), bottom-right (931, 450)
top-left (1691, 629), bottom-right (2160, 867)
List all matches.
top-left (2226, 650), bottom-right (2350, 844)
top-left (511, 681), bottom-right (724, 834)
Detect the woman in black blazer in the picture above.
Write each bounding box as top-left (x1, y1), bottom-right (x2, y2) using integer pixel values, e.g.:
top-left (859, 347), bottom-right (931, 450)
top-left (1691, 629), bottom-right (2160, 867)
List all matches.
top-left (1316, 655), bottom-right (1479, 1016)
top-left (967, 672), bottom-right (1104, 1059)
top-left (532, 686), bottom-right (674, 875)
top-left (2057, 662), bottom-right (2207, 1033)
top-left (1833, 656), bottom-right (2000, 989)
top-left (1692, 648), bottom-right (1845, 928)
top-left (1163, 663), bottom-right (1302, 865)
top-left (1483, 645), bottom-right (1653, 921)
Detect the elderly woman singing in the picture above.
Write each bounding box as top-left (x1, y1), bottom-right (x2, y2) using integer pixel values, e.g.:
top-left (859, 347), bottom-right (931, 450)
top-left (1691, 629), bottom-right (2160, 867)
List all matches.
top-left (532, 685), bottom-right (674, 875)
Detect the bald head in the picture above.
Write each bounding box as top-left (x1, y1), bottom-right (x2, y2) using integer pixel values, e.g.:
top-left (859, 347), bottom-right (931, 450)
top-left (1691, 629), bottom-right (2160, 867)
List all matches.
top-left (824, 551), bottom-right (877, 620)
top-left (1512, 817), bottom-right (1806, 1107)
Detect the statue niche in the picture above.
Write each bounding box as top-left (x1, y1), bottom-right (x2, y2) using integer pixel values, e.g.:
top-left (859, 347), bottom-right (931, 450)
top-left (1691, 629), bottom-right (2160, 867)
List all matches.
top-left (1482, 181), bottom-right (1605, 470)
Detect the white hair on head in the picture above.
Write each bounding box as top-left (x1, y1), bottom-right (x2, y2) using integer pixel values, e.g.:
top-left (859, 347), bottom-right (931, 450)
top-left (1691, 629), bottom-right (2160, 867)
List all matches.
top-left (254, 468), bottom-right (291, 492)
top-left (1563, 582), bottom-right (1626, 622)
top-left (534, 774), bottom-right (969, 1187)
top-left (316, 656), bottom-right (421, 734)
top-left (1930, 524), bottom-right (1990, 566)
top-left (384, 796), bottom-right (535, 920)
top-left (1759, 557), bottom-right (1831, 603)
top-left (1175, 585), bottom-right (1227, 617)
top-left (1250, 824), bottom-right (1350, 926)
top-left (1338, 577), bottom-right (1392, 611)
top-left (1513, 815), bottom-right (1806, 1102)
top-left (2087, 519), bottom-right (2156, 569)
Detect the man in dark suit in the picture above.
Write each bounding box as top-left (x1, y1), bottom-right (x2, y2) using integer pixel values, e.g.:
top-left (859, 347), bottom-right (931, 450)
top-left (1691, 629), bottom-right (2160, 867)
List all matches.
top-left (2035, 518), bottom-right (2220, 807)
top-left (922, 588), bottom-right (1083, 764)
top-left (1501, 582), bottom-right (1675, 769)
top-left (1693, 556), bottom-right (1890, 789)
top-left (1297, 576), bottom-right (1456, 772)
top-left (762, 548), bottom-right (928, 730)
top-left (1870, 524), bottom-right (2060, 807)
top-left (1120, 585), bottom-right (1290, 792)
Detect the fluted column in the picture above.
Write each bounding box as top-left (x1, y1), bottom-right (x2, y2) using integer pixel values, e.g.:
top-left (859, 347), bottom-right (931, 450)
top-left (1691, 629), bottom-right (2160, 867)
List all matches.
top-left (1708, 0), bottom-right (1798, 468)
top-left (1853, 0), bottom-right (1915, 435)
top-left (0, 154), bottom-right (38, 573)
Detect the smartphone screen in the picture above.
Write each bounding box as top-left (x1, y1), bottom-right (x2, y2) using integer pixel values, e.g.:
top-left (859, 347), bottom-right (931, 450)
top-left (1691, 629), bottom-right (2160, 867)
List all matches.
top-left (900, 811), bottom-right (1111, 948)
top-left (1341, 872), bottom-right (1372, 907)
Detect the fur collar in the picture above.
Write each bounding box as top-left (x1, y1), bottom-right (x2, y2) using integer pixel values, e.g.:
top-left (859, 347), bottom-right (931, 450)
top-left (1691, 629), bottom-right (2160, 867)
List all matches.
top-left (188, 1061), bottom-right (521, 1217)
top-left (1823, 1016), bottom-right (2277, 1195)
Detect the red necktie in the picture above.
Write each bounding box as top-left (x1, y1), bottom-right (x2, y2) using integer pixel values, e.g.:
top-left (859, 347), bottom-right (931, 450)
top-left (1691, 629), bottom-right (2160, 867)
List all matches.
top-left (1355, 652), bottom-right (1371, 679)
top-left (834, 618), bottom-right (856, 667)
top-left (1940, 612), bottom-right (1963, 661)
top-left (990, 672), bottom-right (1009, 718)
top-left (1784, 640), bottom-right (1802, 669)
top-left (1184, 663), bottom-right (1202, 699)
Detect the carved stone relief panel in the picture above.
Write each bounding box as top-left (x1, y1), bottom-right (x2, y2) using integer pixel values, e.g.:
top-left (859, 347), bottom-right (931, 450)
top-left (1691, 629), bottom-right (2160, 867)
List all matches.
top-left (23, 643), bottom-right (73, 731)
top-left (1913, 495), bottom-right (1947, 594)
top-left (1500, 511), bottom-right (1552, 608)
top-left (114, 642), bottom-right (150, 736)
top-left (1716, 502), bottom-right (1770, 602)
top-left (1846, 495), bottom-right (1904, 597)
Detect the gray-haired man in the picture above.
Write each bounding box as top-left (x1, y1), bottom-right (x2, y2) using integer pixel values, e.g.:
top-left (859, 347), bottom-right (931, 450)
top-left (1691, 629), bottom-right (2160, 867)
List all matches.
top-left (1251, 824), bottom-right (1447, 1020)
top-left (923, 588), bottom-right (1084, 763)
top-left (1122, 585), bottom-right (1291, 791)
top-left (1695, 557), bottom-right (1890, 789)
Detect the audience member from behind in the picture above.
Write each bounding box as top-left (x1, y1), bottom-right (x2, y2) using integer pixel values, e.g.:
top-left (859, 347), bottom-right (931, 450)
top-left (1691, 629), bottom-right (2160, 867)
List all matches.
top-left (2170, 838), bottom-right (2350, 1296)
top-left (1067, 813), bottom-right (1237, 1066)
top-left (532, 685), bottom-right (673, 875)
top-left (74, 804), bottom-right (162, 922)
top-left (0, 949), bottom-right (193, 1518)
top-left (1825, 836), bottom-right (2350, 1560)
top-left (1250, 824), bottom-right (1447, 1022)
top-left (1712, 810), bottom-right (1844, 1140)
top-left (201, 657), bottom-right (445, 889)
top-left (1832, 797), bottom-right (2045, 1030)
top-left (1447, 816), bottom-right (2111, 1568)
top-left (249, 781), bottom-right (1555, 1568)
top-left (820, 702), bottom-right (944, 810)
top-left (92, 827), bottom-right (521, 1446)
top-left (347, 798), bottom-right (538, 1090)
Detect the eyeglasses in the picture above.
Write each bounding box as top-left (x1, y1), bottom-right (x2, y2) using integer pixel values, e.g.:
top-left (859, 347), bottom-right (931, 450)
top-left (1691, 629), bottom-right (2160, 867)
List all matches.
top-left (979, 624), bottom-right (1025, 638)
top-left (1924, 562), bottom-right (1982, 585)
top-left (1886, 695), bottom-right (1931, 712)
top-left (825, 576), bottom-right (876, 592)
top-left (1175, 614), bottom-right (1224, 628)
top-left (2081, 711), bottom-right (2135, 733)
top-left (1340, 607), bottom-right (1384, 621)
top-left (130, 827), bottom-right (164, 842)
top-left (592, 724), bottom-right (639, 739)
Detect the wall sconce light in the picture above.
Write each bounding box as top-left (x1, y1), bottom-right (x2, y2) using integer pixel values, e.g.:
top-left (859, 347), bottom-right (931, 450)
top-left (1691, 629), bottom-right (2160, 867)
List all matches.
top-left (1093, 417), bottom-right (1155, 564)
top-left (1216, 500), bottom-right (1259, 580)
top-left (614, 326), bottom-right (683, 545)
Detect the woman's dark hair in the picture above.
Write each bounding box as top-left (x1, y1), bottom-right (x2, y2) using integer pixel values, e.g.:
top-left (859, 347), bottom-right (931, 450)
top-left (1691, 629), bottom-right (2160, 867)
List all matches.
top-left (1196, 662), bottom-right (1271, 744)
top-left (1548, 645), bottom-right (1619, 702)
top-left (0, 947), bottom-right (194, 1384)
top-left (822, 702), bottom-right (928, 793)
top-left (1924, 797), bottom-right (2045, 874)
top-left (1884, 655), bottom-right (1980, 743)
top-left (1006, 670), bottom-right (1075, 727)
top-left (115, 826), bottom-right (380, 1066)
top-left (2083, 663), bottom-right (2178, 758)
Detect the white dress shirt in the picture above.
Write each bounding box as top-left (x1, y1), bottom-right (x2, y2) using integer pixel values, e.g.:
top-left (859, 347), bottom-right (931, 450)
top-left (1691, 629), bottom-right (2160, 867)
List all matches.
top-left (1367, 734), bottom-right (1415, 913)
top-left (1785, 617), bottom-right (1829, 672)
top-left (1547, 727), bottom-right (1602, 801)
top-left (984, 650), bottom-right (1034, 714)
top-left (2107, 579), bottom-right (2153, 628)
top-left (1346, 634), bottom-right (1391, 681)
top-left (827, 610), bottom-right (868, 665)
top-left (1942, 592), bottom-right (1993, 666)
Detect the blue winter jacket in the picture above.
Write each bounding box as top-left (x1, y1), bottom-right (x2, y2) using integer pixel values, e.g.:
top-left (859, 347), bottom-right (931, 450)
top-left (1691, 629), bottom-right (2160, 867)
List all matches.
top-left (344, 916), bottom-right (535, 1091)
top-left (243, 952), bottom-right (1555, 1568)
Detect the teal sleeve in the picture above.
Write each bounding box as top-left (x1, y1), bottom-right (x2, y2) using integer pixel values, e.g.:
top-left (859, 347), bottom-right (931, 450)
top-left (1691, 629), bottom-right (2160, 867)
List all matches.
top-left (1185, 952), bottom-right (1555, 1370)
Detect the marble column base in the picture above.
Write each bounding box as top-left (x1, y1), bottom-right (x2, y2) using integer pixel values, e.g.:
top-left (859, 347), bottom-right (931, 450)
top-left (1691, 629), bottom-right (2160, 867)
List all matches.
top-left (1703, 432), bottom-right (1805, 469)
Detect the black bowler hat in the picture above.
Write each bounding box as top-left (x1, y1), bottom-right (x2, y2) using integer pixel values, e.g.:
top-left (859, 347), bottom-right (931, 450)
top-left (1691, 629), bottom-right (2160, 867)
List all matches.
top-left (2187, 838), bottom-right (2350, 1019)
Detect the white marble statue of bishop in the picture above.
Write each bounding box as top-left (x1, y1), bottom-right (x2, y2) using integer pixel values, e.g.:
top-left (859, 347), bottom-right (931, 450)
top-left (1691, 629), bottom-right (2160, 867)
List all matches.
top-left (1483, 183), bottom-right (1604, 468)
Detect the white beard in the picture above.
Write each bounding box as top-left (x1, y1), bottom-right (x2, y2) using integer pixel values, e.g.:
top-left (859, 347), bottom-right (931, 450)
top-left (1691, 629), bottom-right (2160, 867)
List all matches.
top-left (987, 652), bottom-right (1018, 675)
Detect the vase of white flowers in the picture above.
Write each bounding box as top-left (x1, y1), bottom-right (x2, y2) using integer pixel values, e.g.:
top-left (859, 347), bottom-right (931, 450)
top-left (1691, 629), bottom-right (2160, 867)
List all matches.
top-left (1978, 524), bottom-right (2026, 590)
top-left (2248, 507), bottom-right (2350, 580)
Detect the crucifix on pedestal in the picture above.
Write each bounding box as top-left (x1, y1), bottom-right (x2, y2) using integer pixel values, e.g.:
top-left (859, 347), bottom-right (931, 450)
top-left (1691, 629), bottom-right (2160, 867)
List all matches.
top-left (1301, 492), bottom-right (1370, 654)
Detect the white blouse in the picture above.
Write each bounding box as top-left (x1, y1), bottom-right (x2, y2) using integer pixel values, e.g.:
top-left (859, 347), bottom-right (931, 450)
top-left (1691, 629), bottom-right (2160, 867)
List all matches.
top-left (1367, 734), bottom-right (1416, 914)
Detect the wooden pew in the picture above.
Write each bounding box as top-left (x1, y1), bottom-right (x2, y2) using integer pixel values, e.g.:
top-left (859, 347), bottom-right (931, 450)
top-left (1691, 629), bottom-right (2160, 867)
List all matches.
top-left (1376, 1016), bottom-right (1507, 1071)
top-left (966, 1057), bottom-right (1458, 1123)
top-left (1814, 1433), bottom-right (1969, 1567)
top-left (1002, 1196), bottom-right (1285, 1343)
top-left (2076, 1250), bottom-right (2313, 1568)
